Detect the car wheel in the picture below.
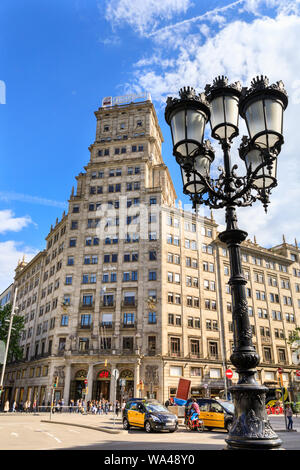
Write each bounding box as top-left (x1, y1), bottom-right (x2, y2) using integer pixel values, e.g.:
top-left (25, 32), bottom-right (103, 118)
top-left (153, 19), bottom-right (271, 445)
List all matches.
top-left (144, 421), bottom-right (152, 433)
top-left (123, 418), bottom-right (130, 430)
top-left (225, 421), bottom-right (233, 432)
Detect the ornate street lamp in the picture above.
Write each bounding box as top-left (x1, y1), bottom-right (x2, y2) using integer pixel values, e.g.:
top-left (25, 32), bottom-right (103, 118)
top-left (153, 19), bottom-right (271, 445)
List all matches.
top-left (165, 75), bottom-right (288, 450)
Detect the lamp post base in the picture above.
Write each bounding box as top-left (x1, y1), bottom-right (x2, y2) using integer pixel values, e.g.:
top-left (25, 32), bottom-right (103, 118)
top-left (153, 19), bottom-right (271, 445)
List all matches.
top-left (225, 383), bottom-right (282, 450)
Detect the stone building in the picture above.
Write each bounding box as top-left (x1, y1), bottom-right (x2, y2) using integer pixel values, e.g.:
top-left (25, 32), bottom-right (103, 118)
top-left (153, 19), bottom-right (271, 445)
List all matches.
top-left (1, 96), bottom-right (300, 408)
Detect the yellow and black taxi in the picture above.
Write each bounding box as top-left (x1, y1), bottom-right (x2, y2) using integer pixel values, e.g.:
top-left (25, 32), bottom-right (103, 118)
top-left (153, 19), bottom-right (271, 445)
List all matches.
top-left (186, 398), bottom-right (234, 432)
top-left (123, 398), bottom-right (178, 433)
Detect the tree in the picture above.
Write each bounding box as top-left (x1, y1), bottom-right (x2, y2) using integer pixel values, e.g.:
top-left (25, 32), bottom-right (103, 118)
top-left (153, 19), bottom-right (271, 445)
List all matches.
top-left (288, 327), bottom-right (300, 345)
top-left (0, 303), bottom-right (24, 363)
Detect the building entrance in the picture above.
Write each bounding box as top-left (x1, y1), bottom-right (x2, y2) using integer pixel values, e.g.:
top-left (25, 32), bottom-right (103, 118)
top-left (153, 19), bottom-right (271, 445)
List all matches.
top-left (95, 380), bottom-right (110, 400)
top-left (94, 368), bottom-right (111, 400)
top-left (117, 369), bottom-right (134, 402)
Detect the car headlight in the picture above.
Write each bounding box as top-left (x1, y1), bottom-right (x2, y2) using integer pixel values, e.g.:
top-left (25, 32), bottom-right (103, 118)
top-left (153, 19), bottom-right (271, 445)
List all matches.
top-left (151, 415), bottom-right (161, 422)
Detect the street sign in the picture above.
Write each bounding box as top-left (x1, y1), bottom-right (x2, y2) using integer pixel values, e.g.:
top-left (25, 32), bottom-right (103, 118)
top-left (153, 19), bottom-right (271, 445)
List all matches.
top-left (277, 367), bottom-right (283, 374)
top-left (176, 378), bottom-right (191, 401)
top-left (296, 370), bottom-right (300, 377)
top-left (84, 379), bottom-right (88, 384)
top-left (112, 369), bottom-right (119, 380)
top-left (225, 369), bottom-right (233, 379)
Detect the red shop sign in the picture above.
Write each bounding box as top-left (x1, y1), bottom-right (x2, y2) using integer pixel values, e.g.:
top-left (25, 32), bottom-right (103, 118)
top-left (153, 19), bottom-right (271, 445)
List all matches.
top-left (99, 369), bottom-right (111, 379)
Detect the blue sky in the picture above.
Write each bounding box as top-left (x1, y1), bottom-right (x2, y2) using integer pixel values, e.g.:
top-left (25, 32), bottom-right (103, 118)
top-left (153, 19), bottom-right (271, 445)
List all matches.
top-left (1, 0), bottom-right (300, 291)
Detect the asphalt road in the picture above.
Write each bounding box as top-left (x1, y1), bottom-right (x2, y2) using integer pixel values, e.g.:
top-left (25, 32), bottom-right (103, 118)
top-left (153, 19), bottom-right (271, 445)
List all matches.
top-left (0, 412), bottom-right (299, 452)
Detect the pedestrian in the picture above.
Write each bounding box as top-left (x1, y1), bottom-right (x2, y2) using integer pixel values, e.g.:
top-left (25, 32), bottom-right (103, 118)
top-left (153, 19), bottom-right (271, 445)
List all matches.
top-left (12, 400), bottom-right (17, 412)
top-left (4, 400), bottom-right (9, 412)
top-left (69, 399), bottom-right (74, 413)
top-left (115, 400), bottom-right (120, 417)
top-left (286, 404), bottom-right (293, 431)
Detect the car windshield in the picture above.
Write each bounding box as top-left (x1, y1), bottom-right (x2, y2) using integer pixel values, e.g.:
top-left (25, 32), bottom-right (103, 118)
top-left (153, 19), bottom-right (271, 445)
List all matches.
top-left (145, 403), bottom-right (168, 413)
top-left (219, 401), bottom-right (234, 413)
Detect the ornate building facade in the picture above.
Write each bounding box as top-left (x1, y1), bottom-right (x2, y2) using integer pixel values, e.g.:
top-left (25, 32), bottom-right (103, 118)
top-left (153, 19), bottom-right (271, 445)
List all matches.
top-left (1, 97), bottom-right (300, 407)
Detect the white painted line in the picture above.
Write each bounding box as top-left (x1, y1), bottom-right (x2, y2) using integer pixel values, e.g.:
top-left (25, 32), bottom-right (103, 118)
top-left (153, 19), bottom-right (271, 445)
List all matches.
top-left (11, 433), bottom-right (18, 437)
top-left (46, 432), bottom-right (62, 443)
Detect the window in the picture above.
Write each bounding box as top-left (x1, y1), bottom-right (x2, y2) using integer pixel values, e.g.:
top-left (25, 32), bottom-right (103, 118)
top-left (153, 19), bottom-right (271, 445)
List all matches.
top-left (208, 341), bottom-right (218, 358)
top-left (170, 366), bottom-right (182, 377)
top-left (123, 313), bottom-right (135, 326)
top-left (80, 314), bottom-right (91, 328)
top-left (79, 338), bottom-right (89, 351)
top-left (61, 315), bottom-right (69, 326)
top-left (170, 337), bottom-right (181, 356)
top-left (82, 295), bottom-right (93, 306)
top-left (148, 312), bottom-right (157, 324)
top-left (65, 276), bottom-right (72, 285)
top-left (149, 271), bottom-right (156, 281)
top-left (123, 337), bottom-right (134, 351)
top-left (69, 238), bottom-right (76, 247)
top-left (190, 339), bottom-right (200, 356)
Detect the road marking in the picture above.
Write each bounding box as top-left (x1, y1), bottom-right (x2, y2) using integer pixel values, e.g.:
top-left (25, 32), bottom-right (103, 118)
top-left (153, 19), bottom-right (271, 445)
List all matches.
top-left (46, 432), bottom-right (62, 443)
top-left (68, 429), bottom-right (80, 433)
top-left (11, 433), bottom-right (18, 437)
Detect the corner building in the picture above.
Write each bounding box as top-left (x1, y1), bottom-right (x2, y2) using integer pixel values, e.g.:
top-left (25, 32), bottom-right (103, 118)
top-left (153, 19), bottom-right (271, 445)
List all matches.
top-left (2, 97), bottom-right (300, 407)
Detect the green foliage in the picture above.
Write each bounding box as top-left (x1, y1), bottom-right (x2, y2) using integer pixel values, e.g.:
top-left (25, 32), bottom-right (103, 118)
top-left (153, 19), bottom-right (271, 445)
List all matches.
top-left (288, 327), bottom-right (300, 345)
top-left (0, 303), bottom-right (25, 362)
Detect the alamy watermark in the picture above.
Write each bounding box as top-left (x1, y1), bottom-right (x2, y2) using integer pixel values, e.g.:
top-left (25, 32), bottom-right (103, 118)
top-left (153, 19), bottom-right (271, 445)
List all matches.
top-left (82, 196), bottom-right (212, 243)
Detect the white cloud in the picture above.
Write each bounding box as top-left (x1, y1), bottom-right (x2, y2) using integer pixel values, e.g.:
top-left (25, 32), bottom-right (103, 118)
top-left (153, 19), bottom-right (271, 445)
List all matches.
top-left (0, 191), bottom-right (67, 209)
top-left (0, 210), bottom-right (33, 234)
top-left (131, 10), bottom-right (300, 247)
top-left (104, 0), bottom-right (192, 35)
top-left (0, 241), bottom-right (38, 293)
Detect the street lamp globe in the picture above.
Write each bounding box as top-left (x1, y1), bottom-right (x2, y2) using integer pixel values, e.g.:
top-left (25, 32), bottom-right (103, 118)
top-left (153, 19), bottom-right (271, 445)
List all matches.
top-left (239, 75), bottom-right (288, 150)
top-left (181, 140), bottom-right (215, 196)
top-left (205, 75), bottom-right (242, 142)
top-left (239, 138), bottom-right (278, 191)
top-left (165, 86), bottom-right (210, 162)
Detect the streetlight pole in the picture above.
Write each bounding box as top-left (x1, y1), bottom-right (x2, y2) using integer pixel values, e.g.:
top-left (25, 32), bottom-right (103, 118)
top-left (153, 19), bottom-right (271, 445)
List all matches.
top-left (165, 75), bottom-right (288, 450)
top-left (0, 287), bottom-right (18, 405)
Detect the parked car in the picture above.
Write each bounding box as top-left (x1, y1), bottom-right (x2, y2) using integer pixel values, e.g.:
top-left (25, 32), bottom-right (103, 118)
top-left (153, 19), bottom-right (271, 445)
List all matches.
top-left (186, 398), bottom-right (234, 432)
top-left (123, 398), bottom-right (178, 433)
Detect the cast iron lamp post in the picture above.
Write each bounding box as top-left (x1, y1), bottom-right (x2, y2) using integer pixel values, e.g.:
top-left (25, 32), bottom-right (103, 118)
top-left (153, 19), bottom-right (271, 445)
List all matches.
top-left (165, 75), bottom-right (288, 450)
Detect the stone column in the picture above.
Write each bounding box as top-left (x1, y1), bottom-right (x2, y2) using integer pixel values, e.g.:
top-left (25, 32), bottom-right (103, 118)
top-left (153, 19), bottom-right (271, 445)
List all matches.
top-left (87, 363), bottom-right (94, 402)
top-left (134, 359), bottom-right (141, 398)
top-left (109, 361), bottom-right (117, 403)
top-left (63, 363), bottom-right (72, 405)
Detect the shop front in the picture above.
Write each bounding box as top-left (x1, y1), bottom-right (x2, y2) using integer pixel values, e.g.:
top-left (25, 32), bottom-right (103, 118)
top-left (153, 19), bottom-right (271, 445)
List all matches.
top-left (70, 369), bottom-right (88, 401)
top-left (94, 368), bottom-right (111, 400)
top-left (117, 369), bottom-right (134, 402)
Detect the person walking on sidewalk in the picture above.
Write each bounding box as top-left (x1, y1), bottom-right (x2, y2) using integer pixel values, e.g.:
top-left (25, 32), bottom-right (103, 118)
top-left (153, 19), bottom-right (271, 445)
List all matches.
top-left (286, 405), bottom-right (293, 430)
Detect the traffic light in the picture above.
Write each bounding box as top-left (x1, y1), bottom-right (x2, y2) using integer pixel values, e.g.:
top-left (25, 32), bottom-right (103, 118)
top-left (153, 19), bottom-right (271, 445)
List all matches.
top-left (53, 376), bottom-right (59, 388)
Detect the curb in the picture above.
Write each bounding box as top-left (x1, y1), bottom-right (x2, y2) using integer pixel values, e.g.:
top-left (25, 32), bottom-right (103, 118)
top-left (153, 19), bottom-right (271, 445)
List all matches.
top-left (41, 420), bottom-right (122, 434)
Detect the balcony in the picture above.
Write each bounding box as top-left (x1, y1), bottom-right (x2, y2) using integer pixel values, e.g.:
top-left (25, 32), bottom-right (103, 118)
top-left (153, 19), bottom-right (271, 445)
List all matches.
top-left (78, 322), bottom-right (93, 330)
top-left (189, 352), bottom-right (202, 359)
top-left (122, 299), bottom-right (137, 308)
top-left (80, 301), bottom-right (95, 310)
top-left (147, 349), bottom-right (157, 356)
top-left (168, 350), bottom-right (184, 358)
top-left (101, 300), bottom-right (115, 308)
top-left (99, 322), bottom-right (114, 329)
top-left (121, 322), bottom-right (136, 329)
